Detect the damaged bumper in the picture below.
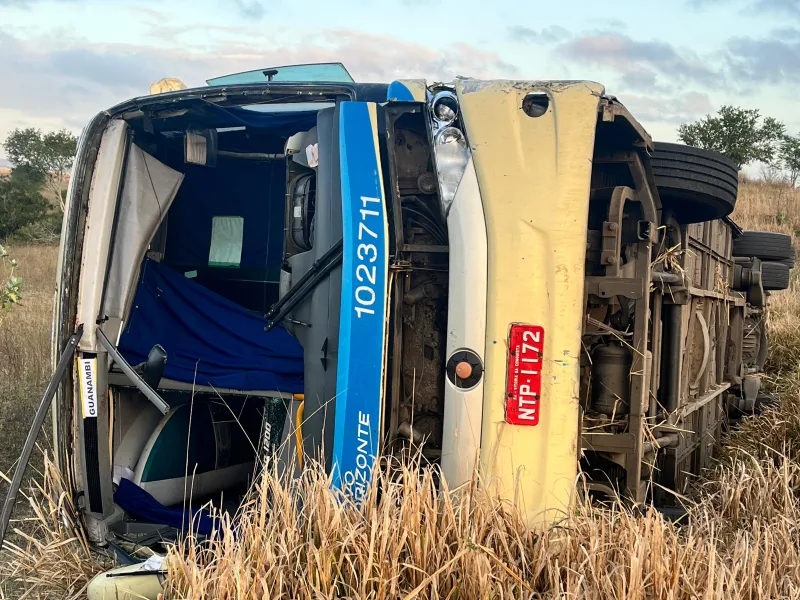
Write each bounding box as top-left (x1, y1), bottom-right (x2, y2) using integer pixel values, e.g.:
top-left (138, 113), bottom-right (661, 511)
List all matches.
top-left (453, 80), bottom-right (603, 525)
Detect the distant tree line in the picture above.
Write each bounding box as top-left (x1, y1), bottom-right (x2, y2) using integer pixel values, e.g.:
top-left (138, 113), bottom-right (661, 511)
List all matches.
top-left (678, 106), bottom-right (800, 186)
top-left (0, 128), bottom-right (77, 242)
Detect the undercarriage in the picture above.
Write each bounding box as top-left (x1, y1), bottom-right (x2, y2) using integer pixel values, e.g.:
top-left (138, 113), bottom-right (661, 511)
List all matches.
top-left (579, 116), bottom-right (789, 505)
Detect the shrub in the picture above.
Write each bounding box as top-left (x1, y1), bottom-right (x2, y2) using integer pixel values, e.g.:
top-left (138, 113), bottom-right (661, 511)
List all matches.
top-left (0, 167), bottom-right (49, 240)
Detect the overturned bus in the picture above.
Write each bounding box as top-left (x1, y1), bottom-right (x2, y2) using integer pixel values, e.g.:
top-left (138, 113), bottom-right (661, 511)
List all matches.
top-left (1, 64), bottom-right (794, 585)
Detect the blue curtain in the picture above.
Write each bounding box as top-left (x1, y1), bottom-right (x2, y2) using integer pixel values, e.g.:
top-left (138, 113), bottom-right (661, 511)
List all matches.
top-left (119, 259), bottom-right (303, 392)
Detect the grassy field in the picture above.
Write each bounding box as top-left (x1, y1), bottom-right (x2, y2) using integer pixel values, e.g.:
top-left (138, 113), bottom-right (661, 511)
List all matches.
top-left (735, 180), bottom-right (800, 399)
top-left (0, 244), bottom-right (60, 599)
top-left (2, 181), bottom-right (800, 598)
top-left (0, 244), bottom-right (57, 480)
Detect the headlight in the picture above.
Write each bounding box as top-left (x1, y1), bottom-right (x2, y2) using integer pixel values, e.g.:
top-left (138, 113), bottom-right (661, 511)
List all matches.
top-left (433, 126), bottom-right (470, 215)
top-left (435, 127), bottom-right (466, 147)
top-left (430, 91), bottom-right (459, 125)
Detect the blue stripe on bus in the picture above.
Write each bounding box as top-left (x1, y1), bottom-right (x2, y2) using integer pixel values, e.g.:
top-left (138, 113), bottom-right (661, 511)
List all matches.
top-left (387, 80), bottom-right (415, 101)
top-left (332, 102), bottom-right (388, 502)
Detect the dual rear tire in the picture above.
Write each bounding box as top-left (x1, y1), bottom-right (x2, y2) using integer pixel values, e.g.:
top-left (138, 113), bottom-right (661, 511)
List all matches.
top-left (650, 142), bottom-right (738, 224)
top-left (733, 232), bottom-right (794, 291)
top-left (760, 261), bottom-right (791, 291)
top-left (733, 231), bottom-right (794, 265)
top-left (649, 143), bottom-right (794, 291)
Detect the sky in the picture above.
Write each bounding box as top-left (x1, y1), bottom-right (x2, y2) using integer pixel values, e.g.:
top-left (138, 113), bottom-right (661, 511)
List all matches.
top-left (0, 0), bottom-right (799, 167)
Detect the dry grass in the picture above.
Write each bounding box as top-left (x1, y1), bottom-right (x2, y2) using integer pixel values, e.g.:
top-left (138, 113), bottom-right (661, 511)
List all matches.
top-left (158, 442), bottom-right (800, 600)
top-left (0, 245), bottom-right (61, 598)
top-left (733, 178), bottom-right (800, 234)
top-left (0, 455), bottom-right (107, 599)
top-left (0, 245), bottom-right (57, 484)
top-left (5, 182), bottom-right (800, 598)
top-left (732, 179), bottom-right (800, 400)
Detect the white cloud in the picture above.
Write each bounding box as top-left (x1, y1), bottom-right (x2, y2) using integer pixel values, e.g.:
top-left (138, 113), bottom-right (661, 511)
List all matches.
top-left (0, 26), bottom-right (518, 158)
top-left (621, 91), bottom-right (715, 130)
top-left (557, 31), bottom-right (722, 92)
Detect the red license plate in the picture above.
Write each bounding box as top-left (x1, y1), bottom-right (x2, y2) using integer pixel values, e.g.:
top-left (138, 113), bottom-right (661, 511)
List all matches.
top-left (505, 324), bottom-right (544, 425)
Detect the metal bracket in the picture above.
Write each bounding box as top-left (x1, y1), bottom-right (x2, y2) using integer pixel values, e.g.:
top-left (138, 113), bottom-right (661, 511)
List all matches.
top-left (582, 432), bottom-right (636, 454)
top-left (600, 186), bottom-right (636, 277)
top-left (585, 277), bottom-right (643, 300)
top-left (663, 290), bottom-right (691, 305)
top-left (638, 220), bottom-right (657, 243)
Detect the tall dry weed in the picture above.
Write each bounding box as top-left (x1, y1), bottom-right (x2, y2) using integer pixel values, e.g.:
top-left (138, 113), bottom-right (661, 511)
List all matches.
top-left (161, 450), bottom-right (800, 599)
top-left (0, 454), bottom-right (108, 599)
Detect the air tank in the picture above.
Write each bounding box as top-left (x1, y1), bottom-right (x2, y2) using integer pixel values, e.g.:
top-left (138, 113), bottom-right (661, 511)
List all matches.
top-left (591, 342), bottom-right (632, 416)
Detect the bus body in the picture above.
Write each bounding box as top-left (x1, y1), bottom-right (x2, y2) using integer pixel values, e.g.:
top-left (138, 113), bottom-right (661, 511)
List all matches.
top-left (43, 66), bottom-right (784, 562)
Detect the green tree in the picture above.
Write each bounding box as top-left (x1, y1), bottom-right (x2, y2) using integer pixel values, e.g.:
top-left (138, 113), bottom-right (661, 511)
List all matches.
top-left (3, 128), bottom-right (77, 212)
top-left (0, 167), bottom-right (49, 239)
top-left (778, 134), bottom-right (800, 187)
top-left (677, 106), bottom-right (786, 169)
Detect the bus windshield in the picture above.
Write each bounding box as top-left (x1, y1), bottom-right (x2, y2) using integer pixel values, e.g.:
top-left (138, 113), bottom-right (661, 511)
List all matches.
top-left (207, 63), bottom-right (354, 86)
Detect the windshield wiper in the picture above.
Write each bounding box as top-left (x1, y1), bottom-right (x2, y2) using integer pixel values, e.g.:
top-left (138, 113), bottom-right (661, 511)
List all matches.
top-left (265, 239), bottom-right (343, 332)
top-left (97, 328), bottom-right (169, 415)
